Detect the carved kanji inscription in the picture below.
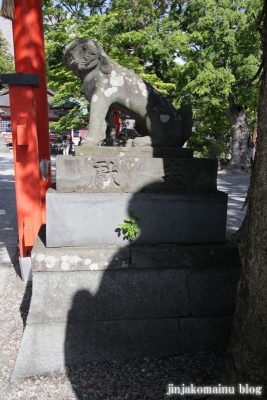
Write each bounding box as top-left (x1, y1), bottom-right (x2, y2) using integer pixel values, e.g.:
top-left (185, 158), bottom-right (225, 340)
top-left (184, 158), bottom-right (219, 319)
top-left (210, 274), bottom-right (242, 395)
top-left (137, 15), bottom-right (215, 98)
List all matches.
top-left (91, 161), bottom-right (120, 188)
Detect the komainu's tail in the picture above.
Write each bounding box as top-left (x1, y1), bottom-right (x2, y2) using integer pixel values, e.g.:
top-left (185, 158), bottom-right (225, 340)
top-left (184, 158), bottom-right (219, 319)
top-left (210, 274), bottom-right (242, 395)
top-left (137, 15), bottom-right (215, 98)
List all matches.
top-left (179, 104), bottom-right (193, 145)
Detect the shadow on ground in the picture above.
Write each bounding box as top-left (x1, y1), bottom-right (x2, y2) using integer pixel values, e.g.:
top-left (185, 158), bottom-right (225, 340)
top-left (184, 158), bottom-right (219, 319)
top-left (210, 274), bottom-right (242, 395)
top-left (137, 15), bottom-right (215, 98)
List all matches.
top-left (65, 350), bottom-right (226, 399)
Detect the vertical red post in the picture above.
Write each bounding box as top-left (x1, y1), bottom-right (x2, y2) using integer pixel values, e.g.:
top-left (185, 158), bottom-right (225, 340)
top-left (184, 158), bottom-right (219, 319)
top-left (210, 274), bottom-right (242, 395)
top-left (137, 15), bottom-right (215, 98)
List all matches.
top-left (12, 0), bottom-right (51, 224)
top-left (9, 85), bottom-right (42, 257)
top-left (113, 111), bottom-right (121, 137)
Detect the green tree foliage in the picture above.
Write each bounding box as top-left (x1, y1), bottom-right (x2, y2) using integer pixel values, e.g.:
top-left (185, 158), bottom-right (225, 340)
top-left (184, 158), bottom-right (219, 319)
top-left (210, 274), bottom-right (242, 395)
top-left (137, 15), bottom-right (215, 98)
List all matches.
top-left (43, 1), bottom-right (88, 133)
top-left (0, 28), bottom-right (14, 76)
top-left (170, 0), bottom-right (262, 157)
top-left (43, 0), bottom-right (262, 157)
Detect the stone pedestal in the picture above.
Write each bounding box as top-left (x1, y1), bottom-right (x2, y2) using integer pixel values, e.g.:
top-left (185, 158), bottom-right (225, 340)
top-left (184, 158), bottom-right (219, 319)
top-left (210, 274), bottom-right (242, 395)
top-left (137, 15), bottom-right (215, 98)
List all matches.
top-left (12, 147), bottom-right (239, 381)
top-left (12, 231), bottom-right (240, 381)
top-left (46, 191), bottom-right (227, 247)
top-left (55, 151), bottom-right (217, 193)
top-left (47, 148), bottom-right (227, 246)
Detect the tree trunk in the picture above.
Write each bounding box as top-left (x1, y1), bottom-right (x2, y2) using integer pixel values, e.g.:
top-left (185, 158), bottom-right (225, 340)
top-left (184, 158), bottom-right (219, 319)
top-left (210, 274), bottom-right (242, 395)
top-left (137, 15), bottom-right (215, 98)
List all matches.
top-left (222, 1), bottom-right (267, 396)
top-left (225, 94), bottom-right (252, 173)
top-left (0, 0), bottom-right (15, 20)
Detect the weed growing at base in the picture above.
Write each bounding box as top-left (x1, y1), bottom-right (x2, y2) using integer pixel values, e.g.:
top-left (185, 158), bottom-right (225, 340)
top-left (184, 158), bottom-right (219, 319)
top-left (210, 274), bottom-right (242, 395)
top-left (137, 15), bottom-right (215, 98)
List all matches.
top-left (118, 210), bottom-right (140, 244)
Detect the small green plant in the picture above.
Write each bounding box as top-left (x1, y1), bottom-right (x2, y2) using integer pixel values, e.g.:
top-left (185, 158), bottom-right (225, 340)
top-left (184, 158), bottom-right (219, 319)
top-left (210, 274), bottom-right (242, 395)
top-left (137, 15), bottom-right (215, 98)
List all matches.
top-left (118, 210), bottom-right (140, 244)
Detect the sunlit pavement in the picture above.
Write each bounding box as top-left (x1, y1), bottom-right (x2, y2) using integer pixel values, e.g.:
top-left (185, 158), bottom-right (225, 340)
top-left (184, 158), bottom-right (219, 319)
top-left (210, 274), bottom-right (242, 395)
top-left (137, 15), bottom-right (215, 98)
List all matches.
top-left (0, 153), bottom-right (18, 294)
top-left (0, 154), bottom-right (57, 259)
top-left (217, 172), bottom-right (250, 231)
top-left (0, 154), bottom-right (56, 290)
top-left (0, 152), bottom-right (250, 292)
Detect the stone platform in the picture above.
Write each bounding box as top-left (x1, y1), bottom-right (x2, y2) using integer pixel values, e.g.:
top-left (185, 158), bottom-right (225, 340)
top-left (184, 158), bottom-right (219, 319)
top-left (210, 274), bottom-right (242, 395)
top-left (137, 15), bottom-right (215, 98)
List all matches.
top-left (75, 146), bottom-right (193, 158)
top-left (11, 230), bottom-right (240, 381)
top-left (56, 154), bottom-right (217, 193)
top-left (12, 147), bottom-right (236, 381)
top-left (46, 191), bottom-right (227, 247)
top-left (47, 151), bottom-right (227, 247)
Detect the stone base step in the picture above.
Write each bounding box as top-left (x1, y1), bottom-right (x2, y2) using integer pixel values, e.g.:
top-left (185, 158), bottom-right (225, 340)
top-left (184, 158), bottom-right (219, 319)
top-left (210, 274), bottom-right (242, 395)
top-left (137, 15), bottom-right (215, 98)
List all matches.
top-left (11, 234), bottom-right (240, 381)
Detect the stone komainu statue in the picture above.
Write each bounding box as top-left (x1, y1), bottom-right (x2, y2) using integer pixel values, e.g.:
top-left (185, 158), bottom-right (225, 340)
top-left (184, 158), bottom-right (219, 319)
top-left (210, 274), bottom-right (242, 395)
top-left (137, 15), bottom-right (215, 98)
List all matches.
top-left (63, 37), bottom-right (193, 147)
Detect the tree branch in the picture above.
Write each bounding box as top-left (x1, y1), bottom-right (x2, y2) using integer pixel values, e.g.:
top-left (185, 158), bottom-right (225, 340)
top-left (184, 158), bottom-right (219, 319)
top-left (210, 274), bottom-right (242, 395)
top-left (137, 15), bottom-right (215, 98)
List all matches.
top-left (247, 58), bottom-right (264, 87)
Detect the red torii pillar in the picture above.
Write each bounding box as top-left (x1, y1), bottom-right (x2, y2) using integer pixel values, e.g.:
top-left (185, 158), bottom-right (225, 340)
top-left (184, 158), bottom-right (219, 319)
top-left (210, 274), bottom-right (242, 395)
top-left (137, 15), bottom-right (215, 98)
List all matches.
top-left (6, 74), bottom-right (43, 261)
top-left (12, 0), bottom-right (51, 224)
top-left (1, 0), bottom-right (51, 277)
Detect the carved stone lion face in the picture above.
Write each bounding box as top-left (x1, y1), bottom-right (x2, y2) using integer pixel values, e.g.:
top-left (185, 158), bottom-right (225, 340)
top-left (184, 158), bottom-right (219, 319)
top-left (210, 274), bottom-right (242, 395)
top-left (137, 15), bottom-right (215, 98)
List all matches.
top-left (63, 37), bottom-right (112, 78)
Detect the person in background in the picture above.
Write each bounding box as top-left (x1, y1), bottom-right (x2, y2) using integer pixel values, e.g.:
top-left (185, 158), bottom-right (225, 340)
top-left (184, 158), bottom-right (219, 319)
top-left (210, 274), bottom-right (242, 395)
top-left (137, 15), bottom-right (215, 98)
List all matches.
top-left (62, 135), bottom-right (70, 155)
top-left (69, 138), bottom-right (75, 155)
top-left (78, 136), bottom-right (83, 146)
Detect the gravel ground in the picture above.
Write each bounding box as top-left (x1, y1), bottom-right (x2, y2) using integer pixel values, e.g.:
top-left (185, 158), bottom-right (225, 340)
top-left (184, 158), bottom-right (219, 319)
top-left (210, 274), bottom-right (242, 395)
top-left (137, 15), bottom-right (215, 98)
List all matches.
top-left (0, 154), bottom-right (245, 400)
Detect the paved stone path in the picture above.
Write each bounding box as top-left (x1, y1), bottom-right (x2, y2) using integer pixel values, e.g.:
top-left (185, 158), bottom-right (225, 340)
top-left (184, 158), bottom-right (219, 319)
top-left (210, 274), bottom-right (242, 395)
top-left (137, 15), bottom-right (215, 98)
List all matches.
top-left (217, 172), bottom-right (250, 236)
top-left (0, 153), bottom-right (19, 286)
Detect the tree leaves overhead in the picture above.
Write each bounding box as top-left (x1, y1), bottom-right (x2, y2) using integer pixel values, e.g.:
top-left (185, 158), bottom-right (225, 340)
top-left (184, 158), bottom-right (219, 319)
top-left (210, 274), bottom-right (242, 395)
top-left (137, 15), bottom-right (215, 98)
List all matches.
top-left (0, 29), bottom-right (14, 76)
top-left (170, 0), bottom-right (262, 156)
top-left (43, 0), bottom-right (262, 155)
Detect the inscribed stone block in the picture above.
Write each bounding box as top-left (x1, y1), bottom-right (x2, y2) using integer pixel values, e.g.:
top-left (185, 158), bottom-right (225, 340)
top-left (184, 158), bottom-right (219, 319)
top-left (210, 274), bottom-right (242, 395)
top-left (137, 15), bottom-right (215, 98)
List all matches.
top-left (56, 155), bottom-right (217, 193)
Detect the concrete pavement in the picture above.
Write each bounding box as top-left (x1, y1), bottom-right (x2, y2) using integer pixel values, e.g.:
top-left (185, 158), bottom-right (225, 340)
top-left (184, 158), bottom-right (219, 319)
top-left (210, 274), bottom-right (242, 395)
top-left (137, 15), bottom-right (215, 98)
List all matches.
top-left (217, 172), bottom-right (250, 234)
top-left (0, 153), bottom-right (19, 295)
